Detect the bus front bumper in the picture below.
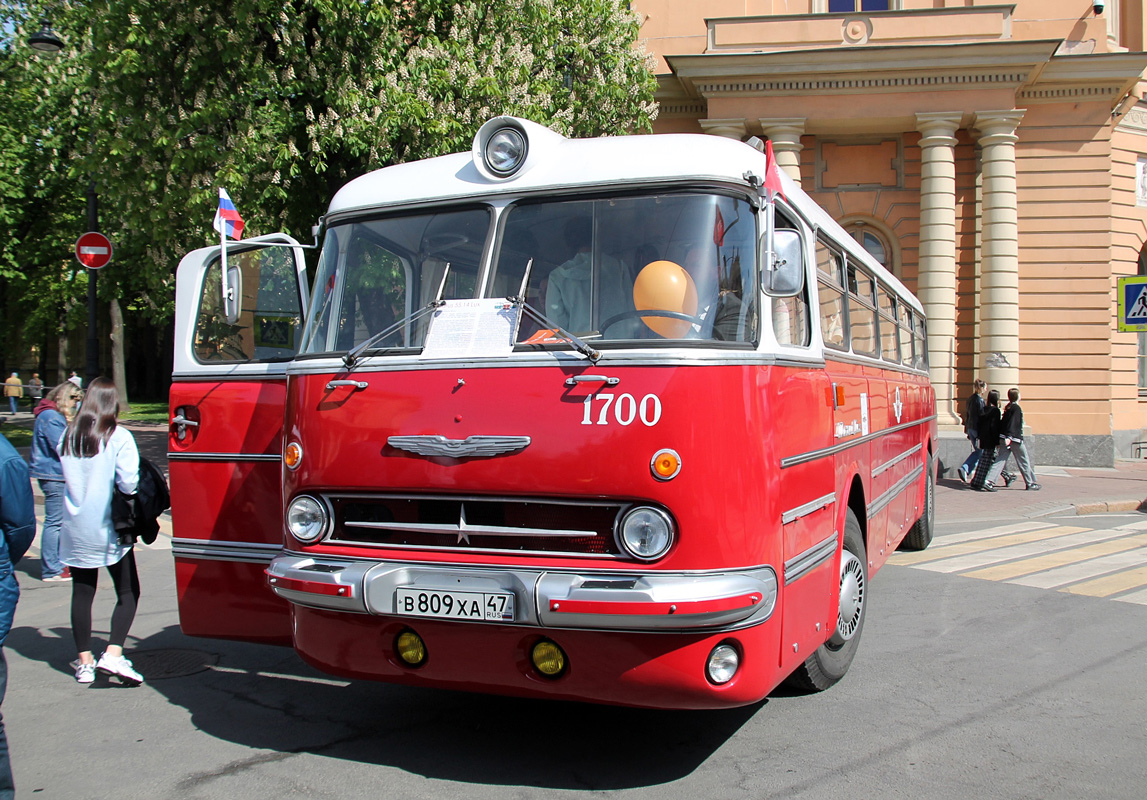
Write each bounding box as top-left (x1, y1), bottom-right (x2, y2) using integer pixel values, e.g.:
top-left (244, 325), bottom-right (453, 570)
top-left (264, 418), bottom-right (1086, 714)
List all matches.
top-left (266, 554), bottom-right (778, 632)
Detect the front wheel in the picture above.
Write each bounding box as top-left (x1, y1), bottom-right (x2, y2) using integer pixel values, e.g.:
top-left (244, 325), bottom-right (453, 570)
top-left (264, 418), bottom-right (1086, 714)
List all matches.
top-left (784, 510), bottom-right (867, 692)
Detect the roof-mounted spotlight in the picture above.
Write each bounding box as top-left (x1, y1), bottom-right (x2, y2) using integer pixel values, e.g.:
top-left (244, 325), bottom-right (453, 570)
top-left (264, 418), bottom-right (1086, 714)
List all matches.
top-left (471, 116), bottom-right (566, 182)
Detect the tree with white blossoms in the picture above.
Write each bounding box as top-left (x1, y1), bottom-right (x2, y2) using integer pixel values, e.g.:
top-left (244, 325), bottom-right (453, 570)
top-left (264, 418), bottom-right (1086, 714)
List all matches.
top-left (0, 0), bottom-right (658, 399)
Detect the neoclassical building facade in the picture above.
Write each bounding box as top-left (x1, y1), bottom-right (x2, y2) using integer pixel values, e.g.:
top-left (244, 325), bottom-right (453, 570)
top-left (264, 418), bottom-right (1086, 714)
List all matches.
top-left (636, 0), bottom-right (1147, 467)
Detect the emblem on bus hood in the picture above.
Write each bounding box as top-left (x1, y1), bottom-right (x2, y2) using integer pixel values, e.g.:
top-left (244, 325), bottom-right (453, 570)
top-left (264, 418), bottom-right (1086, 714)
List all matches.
top-left (387, 435), bottom-right (531, 459)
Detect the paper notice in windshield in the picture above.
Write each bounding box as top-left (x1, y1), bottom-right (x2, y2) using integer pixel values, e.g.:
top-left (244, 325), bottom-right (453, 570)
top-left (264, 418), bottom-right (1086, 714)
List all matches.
top-left (420, 298), bottom-right (519, 359)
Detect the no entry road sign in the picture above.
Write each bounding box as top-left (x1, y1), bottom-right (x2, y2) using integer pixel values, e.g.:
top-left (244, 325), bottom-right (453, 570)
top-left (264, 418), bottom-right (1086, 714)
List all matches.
top-left (75, 231), bottom-right (112, 269)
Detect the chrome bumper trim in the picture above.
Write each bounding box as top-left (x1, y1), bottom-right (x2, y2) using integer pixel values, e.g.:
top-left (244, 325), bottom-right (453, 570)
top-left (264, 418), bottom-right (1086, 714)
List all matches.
top-left (266, 553), bottom-right (778, 632)
top-left (172, 539), bottom-right (283, 563)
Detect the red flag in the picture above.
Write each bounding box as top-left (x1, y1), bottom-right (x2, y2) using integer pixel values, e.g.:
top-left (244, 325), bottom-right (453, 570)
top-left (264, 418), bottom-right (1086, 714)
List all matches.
top-left (713, 207), bottom-right (726, 246)
top-left (764, 140), bottom-right (786, 201)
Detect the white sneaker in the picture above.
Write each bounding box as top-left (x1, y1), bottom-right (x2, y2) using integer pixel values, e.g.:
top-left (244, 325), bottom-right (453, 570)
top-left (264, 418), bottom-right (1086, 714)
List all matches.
top-left (74, 662), bottom-right (96, 685)
top-left (958, 467), bottom-right (969, 484)
top-left (96, 652), bottom-right (144, 685)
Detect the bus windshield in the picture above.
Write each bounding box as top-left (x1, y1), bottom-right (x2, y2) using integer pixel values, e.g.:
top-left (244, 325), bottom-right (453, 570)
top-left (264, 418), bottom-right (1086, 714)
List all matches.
top-left (301, 192), bottom-right (759, 355)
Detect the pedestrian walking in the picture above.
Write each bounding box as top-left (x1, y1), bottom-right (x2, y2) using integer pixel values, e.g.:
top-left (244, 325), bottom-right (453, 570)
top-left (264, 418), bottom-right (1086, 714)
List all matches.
top-left (30, 382), bottom-right (84, 583)
top-left (958, 378), bottom-right (986, 483)
top-left (59, 377), bottom-right (144, 685)
top-left (0, 432), bottom-right (37, 799)
top-left (984, 387), bottom-right (1041, 491)
top-left (971, 390), bottom-right (1006, 491)
top-left (26, 374), bottom-right (43, 402)
top-left (2, 376), bottom-right (20, 416)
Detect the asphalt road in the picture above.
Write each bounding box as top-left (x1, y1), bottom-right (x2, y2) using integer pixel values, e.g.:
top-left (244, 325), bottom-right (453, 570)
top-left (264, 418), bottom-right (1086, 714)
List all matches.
top-left (4, 513), bottom-right (1146, 799)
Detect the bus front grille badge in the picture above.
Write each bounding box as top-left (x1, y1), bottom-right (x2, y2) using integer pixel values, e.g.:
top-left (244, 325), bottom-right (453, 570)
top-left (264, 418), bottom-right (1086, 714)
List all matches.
top-left (388, 435), bottom-right (531, 459)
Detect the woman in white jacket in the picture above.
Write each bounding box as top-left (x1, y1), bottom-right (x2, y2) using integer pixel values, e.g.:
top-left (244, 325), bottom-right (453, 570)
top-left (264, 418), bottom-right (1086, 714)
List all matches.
top-left (59, 377), bottom-right (143, 685)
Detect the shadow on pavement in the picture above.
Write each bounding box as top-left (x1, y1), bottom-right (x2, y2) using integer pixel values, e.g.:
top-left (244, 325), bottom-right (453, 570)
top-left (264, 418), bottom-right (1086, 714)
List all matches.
top-left (6, 619), bottom-right (764, 790)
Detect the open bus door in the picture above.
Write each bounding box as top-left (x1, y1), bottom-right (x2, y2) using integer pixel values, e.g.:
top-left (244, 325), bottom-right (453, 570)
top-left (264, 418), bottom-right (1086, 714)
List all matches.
top-left (168, 234), bottom-right (309, 644)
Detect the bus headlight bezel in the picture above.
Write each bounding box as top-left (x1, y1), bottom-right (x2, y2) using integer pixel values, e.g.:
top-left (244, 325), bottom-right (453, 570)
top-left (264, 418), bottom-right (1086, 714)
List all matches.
top-left (286, 495), bottom-right (329, 544)
top-left (615, 505), bottom-right (675, 561)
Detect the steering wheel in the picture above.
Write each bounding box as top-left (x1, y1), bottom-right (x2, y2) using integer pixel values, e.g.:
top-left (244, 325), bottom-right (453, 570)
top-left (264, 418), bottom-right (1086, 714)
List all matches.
top-left (599, 309), bottom-right (705, 338)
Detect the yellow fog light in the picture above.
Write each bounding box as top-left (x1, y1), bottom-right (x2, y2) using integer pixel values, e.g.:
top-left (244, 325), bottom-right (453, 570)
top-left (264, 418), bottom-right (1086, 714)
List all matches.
top-left (284, 441), bottom-right (303, 471)
top-left (396, 630), bottom-right (427, 667)
top-left (651, 448), bottom-right (681, 481)
top-left (531, 640), bottom-right (567, 678)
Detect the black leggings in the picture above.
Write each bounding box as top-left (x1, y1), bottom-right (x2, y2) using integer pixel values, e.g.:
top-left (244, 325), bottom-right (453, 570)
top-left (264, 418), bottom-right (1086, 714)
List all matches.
top-left (70, 549), bottom-right (141, 653)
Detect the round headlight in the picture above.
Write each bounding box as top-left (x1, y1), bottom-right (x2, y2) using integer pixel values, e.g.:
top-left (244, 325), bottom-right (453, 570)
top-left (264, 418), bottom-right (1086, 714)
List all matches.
top-left (617, 506), bottom-right (674, 561)
top-left (707, 643), bottom-right (740, 685)
top-left (484, 127), bottom-right (527, 175)
top-left (287, 495), bottom-right (328, 543)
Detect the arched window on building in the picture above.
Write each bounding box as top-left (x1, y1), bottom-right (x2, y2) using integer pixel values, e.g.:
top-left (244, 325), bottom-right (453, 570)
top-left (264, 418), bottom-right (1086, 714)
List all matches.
top-left (843, 221), bottom-right (895, 276)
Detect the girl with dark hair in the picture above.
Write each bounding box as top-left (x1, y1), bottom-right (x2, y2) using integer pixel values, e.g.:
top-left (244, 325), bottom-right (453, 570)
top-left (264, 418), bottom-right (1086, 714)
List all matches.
top-left (59, 377), bottom-right (143, 685)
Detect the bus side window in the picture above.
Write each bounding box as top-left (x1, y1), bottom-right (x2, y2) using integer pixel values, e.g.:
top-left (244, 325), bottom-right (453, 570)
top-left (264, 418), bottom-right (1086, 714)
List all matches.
top-left (877, 286), bottom-right (900, 363)
top-left (816, 241), bottom-right (847, 350)
top-left (772, 231), bottom-right (810, 346)
top-left (195, 248), bottom-right (304, 363)
top-left (912, 313), bottom-right (928, 369)
top-left (847, 260), bottom-right (877, 357)
top-left (898, 301), bottom-right (915, 367)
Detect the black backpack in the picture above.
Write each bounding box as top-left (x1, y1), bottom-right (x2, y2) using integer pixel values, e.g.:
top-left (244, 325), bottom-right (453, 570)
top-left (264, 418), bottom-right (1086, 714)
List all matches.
top-left (111, 455), bottom-right (171, 545)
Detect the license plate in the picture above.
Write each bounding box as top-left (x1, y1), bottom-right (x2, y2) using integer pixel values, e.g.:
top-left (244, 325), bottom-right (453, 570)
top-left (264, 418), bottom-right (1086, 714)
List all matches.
top-left (395, 587), bottom-right (515, 622)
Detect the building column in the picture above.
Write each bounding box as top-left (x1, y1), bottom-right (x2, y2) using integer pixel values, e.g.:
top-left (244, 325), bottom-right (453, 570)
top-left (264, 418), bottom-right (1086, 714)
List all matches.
top-left (915, 112), bottom-right (964, 428)
top-left (699, 118), bottom-right (747, 141)
top-left (759, 118), bottom-right (806, 185)
top-left (973, 110), bottom-right (1024, 392)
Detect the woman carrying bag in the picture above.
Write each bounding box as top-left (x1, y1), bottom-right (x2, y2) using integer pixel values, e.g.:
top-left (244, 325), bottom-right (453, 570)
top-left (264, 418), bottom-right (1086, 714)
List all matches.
top-left (59, 378), bottom-right (144, 685)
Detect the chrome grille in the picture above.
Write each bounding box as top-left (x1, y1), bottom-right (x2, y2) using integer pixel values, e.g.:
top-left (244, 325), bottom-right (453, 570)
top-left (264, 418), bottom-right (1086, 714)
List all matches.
top-left (325, 494), bottom-right (625, 557)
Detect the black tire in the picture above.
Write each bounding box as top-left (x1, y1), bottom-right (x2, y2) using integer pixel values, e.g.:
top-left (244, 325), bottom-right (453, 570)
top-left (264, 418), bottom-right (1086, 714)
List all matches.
top-left (784, 510), bottom-right (867, 692)
top-left (901, 453), bottom-right (935, 551)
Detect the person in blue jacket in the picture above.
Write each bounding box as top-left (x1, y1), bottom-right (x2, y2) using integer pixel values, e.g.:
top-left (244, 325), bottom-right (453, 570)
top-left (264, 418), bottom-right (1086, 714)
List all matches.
top-left (30, 382), bottom-right (83, 582)
top-left (0, 432), bottom-right (37, 799)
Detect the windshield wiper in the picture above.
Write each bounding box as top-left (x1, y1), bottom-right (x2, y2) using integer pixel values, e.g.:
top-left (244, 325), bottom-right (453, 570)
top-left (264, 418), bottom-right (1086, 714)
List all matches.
top-left (343, 263), bottom-right (451, 369)
top-left (508, 258), bottom-right (600, 362)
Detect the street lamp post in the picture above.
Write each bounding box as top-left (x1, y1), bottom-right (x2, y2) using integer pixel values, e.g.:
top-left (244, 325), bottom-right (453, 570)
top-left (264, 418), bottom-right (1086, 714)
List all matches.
top-left (26, 20), bottom-right (101, 385)
top-left (85, 182), bottom-right (100, 385)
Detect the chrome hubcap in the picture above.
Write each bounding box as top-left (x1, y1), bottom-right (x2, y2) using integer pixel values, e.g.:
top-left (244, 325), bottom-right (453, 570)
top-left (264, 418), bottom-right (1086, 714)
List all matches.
top-left (837, 551), bottom-right (865, 640)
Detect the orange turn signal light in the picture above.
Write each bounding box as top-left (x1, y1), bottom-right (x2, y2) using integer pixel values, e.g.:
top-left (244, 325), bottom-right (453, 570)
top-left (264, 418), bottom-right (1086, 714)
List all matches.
top-left (284, 442), bottom-right (303, 471)
top-left (651, 449), bottom-right (681, 481)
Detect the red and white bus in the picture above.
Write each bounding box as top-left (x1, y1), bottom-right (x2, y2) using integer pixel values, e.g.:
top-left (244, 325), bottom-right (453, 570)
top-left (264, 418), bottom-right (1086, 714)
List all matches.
top-left (169, 117), bottom-right (936, 709)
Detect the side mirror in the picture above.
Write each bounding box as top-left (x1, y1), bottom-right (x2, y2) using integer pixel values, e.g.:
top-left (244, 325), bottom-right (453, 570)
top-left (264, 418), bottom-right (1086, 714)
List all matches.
top-left (763, 229), bottom-right (805, 297)
top-left (223, 263), bottom-right (242, 324)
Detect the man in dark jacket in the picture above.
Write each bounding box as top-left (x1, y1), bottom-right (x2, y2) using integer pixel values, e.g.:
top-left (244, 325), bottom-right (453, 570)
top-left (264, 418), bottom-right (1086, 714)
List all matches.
top-left (985, 388), bottom-right (1041, 491)
top-left (0, 433), bottom-right (35, 798)
top-left (958, 379), bottom-right (987, 483)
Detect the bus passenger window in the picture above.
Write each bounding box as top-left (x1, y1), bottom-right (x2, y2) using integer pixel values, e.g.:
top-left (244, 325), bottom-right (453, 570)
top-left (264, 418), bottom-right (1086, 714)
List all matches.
top-left (912, 313), bottom-right (928, 369)
top-left (877, 287), bottom-right (900, 363)
top-left (898, 302), bottom-right (915, 367)
top-left (847, 262), bottom-right (877, 356)
top-left (816, 242), bottom-right (847, 350)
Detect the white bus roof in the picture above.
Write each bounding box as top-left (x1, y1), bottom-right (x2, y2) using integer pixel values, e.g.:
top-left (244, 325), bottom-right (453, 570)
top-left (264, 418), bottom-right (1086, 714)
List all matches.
top-left (326, 119), bottom-right (922, 315)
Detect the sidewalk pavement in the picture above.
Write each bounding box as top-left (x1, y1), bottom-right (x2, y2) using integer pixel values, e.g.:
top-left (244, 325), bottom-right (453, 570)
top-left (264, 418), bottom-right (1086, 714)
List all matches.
top-left (937, 460), bottom-right (1147, 522)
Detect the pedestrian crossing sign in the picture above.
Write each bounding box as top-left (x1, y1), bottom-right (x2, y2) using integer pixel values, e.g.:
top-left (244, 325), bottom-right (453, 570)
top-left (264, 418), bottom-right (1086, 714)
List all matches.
top-left (1118, 276), bottom-right (1147, 332)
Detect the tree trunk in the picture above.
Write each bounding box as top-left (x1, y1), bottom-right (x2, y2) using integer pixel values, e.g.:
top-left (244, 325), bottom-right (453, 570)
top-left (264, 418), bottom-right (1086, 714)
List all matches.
top-left (109, 297), bottom-right (131, 413)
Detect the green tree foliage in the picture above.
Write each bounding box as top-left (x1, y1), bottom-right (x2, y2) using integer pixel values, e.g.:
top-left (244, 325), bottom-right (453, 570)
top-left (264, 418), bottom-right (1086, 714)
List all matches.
top-left (0, 0), bottom-right (657, 376)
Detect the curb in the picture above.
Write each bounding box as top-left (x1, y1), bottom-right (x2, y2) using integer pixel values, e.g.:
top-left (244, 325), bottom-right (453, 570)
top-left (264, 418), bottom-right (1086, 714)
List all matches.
top-left (1074, 499), bottom-right (1146, 515)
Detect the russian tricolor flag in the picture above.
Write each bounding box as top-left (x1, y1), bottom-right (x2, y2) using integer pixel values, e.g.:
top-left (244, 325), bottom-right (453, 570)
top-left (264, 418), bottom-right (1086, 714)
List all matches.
top-left (213, 188), bottom-right (245, 240)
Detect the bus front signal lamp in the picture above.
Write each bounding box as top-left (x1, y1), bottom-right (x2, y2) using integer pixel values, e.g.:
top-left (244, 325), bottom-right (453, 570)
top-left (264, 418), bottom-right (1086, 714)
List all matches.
top-left (651, 448), bottom-right (681, 480)
top-left (396, 630), bottom-right (428, 667)
top-left (284, 441), bottom-right (303, 470)
top-left (531, 639), bottom-right (567, 678)
top-left (706, 643), bottom-right (740, 685)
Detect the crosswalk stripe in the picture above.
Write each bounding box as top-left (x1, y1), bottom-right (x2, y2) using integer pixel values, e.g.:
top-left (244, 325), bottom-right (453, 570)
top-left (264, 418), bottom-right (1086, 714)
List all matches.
top-left (961, 533), bottom-right (1147, 581)
top-left (913, 528), bottom-right (1125, 574)
top-left (1114, 586), bottom-right (1147, 605)
top-left (890, 525), bottom-right (1088, 566)
top-left (1060, 564), bottom-right (1147, 598)
top-left (1009, 547), bottom-right (1147, 589)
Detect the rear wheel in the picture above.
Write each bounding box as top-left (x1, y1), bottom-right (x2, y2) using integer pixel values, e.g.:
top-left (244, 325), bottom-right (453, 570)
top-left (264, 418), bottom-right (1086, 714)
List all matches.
top-left (784, 510), bottom-right (867, 692)
top-left (901, 453), bottom-right (934, 551)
